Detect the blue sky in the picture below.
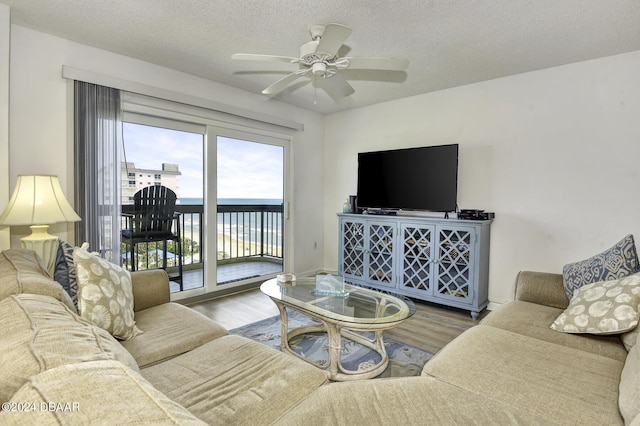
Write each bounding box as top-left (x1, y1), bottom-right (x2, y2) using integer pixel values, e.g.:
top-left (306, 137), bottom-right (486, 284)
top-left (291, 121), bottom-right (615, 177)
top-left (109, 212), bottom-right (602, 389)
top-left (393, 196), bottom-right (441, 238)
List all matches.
top-left (122, 123), bottom-right (283, 199)
top-left (216, 137), bottom-right (284, 200)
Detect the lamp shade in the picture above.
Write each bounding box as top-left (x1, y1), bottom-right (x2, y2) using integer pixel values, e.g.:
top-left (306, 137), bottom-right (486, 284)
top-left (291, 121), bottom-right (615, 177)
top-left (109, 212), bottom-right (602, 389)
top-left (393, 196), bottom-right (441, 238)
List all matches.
top-left (0, 175), bottom-right (82, 226)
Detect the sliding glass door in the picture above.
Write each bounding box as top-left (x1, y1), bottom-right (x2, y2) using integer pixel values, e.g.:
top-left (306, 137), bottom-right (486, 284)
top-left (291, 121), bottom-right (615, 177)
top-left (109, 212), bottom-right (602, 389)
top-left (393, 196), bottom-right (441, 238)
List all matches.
top-left (205, 126), bottom-right (289, 292)
top-left (117, 94), bottom-right (291, 298)
top-left (121, 121), bottom-right (205, 293)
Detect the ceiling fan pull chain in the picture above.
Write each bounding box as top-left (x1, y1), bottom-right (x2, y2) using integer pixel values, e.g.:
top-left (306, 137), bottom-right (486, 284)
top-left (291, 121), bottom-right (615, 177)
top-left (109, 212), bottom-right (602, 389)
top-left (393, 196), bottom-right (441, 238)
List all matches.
top-left (314, 74), bottom-right (318, 105)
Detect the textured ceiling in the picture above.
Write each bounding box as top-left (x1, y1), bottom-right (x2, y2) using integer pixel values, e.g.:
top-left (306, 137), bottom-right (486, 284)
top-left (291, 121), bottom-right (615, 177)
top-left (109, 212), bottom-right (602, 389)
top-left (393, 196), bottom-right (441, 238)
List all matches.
top-left (3, 0), bottom-right (640, 114)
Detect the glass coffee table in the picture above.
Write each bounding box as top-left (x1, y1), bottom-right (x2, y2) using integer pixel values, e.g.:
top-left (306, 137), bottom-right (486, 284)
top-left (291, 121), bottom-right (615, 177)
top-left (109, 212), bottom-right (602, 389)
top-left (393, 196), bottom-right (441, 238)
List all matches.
top-left (260, 277), bottom-right (416, 381)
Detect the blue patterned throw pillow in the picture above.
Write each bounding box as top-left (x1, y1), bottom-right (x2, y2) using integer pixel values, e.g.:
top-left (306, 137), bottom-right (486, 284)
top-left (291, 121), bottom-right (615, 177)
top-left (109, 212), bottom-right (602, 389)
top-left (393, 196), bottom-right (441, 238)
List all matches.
top-left (54, 239), bottom-right (78, 307)
top-left (563, 234), bottom-right (640, 300)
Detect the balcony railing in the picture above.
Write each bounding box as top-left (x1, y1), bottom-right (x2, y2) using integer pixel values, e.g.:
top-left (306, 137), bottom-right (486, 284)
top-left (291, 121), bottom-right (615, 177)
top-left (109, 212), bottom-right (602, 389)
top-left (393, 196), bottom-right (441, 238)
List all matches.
top-left (174, 203), bottom-right (204, 266)
top-left (120, 203), bottom-right (283, 277)
top-left (216, 204), bottom-right (283, 261)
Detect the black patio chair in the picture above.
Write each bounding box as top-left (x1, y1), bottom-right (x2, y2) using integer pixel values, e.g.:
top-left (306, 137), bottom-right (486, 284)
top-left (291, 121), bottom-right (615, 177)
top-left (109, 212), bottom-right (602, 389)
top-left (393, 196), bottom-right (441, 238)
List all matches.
top-left (122, 185), bottom-right (183, 290)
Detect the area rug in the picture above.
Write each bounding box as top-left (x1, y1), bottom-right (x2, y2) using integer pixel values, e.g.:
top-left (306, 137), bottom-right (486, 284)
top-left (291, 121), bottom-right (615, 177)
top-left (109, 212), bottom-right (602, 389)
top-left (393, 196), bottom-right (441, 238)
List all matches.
top-left (230, 309), bottom-right (433, 378)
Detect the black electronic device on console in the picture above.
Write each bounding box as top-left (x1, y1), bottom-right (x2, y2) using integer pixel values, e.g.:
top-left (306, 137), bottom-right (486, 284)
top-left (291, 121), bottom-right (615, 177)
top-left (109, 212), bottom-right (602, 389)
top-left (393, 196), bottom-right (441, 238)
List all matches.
top-left (458, 209), bottom-right (495, 220)
top-left (363, 209), bottom-right (398, 216)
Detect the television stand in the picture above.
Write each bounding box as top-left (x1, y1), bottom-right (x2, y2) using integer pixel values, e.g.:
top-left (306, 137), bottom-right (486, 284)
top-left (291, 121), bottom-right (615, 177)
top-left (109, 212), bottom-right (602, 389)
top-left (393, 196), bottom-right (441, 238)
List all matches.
top-left (337, 213), bottom-right (491, 320)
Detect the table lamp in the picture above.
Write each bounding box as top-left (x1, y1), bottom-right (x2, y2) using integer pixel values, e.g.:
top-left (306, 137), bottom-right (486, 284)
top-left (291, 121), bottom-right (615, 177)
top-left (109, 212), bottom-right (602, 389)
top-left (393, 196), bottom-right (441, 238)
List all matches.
top-left (0, 175), bottom-right (81, 276)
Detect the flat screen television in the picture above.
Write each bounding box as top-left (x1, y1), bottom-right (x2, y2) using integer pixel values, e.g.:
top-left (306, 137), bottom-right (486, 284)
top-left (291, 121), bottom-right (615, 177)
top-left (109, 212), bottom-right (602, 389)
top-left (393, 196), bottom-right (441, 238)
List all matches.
top-left (356, 144), bottom-right (459, 212)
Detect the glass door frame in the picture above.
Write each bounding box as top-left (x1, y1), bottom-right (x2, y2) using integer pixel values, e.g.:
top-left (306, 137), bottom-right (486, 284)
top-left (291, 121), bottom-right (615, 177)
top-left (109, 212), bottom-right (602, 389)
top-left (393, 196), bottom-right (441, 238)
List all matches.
top-left (119, 117), bottom-right (206, 298)
top-left (204, 124), bottom-right (292, 294)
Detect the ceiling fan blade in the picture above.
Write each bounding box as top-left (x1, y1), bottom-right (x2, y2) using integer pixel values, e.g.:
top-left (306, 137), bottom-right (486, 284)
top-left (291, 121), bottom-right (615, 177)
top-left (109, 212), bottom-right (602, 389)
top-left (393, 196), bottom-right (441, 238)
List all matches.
top-left (262, 70), bottom-right (310, 95)
top-left (321, 72), bottom-right (355, 100)
top-left (316, 23), bottom-right (352, 57)
top-left (343, 56), bottom-right (409, 71)
top-left (232, 53), bottom-right (298, 64)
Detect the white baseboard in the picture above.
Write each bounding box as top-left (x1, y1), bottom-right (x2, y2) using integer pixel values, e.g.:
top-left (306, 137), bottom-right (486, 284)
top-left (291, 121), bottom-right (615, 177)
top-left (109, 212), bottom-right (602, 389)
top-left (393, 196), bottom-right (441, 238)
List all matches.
top-left (293, 268), bottom-right (323, 278)
top-left (487, 301), bottom-right (503, 312)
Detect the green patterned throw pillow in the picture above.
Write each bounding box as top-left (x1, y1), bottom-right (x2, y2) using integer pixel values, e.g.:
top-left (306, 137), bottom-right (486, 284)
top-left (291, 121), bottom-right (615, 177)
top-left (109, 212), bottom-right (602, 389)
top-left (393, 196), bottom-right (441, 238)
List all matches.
top-left (551, 273), bottom-right (640, 334)
top-left (73, 246), bottom-right (143, 340)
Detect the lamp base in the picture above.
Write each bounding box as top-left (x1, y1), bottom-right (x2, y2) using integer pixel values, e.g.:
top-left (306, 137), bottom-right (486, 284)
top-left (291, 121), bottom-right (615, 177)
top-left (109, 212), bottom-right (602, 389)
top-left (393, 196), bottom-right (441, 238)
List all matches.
top-left (20, 225), bottom-right (59, 278)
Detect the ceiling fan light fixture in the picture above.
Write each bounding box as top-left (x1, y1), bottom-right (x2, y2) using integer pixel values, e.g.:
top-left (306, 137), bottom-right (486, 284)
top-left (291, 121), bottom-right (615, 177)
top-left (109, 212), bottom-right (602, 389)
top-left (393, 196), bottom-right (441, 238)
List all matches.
top-left (312, 62), bottom-right (327, 76)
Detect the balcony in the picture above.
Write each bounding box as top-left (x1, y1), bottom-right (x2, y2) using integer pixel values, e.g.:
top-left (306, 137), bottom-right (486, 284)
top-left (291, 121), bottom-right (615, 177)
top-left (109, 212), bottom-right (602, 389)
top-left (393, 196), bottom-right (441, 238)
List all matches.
top-left (121, 203), bottom-right (283, 293)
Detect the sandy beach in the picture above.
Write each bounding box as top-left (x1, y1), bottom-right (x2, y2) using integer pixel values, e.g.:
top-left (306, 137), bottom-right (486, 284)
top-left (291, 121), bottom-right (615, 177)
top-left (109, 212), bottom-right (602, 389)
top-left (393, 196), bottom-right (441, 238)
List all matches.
top-left (216, 234), bottom-right (282, 259)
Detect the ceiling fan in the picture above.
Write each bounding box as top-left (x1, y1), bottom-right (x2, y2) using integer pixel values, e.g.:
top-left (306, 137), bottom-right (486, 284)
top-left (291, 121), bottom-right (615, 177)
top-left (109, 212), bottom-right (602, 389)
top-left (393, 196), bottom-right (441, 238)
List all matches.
top-left (232, 23), bottom-right (409, 100)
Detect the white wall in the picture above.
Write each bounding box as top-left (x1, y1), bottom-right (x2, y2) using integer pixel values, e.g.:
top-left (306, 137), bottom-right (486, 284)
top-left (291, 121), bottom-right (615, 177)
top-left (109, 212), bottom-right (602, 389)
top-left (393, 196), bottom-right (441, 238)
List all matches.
top-left (7, 25), bottom-right (326, 276)
top-left (324, 50), bottom-right (640, 306)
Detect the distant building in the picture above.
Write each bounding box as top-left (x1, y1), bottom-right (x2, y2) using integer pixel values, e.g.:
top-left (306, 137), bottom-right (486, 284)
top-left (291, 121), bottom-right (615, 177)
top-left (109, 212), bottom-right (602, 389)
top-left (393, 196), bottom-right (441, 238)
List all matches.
top-left (121, 162), bottom-right (181, 205)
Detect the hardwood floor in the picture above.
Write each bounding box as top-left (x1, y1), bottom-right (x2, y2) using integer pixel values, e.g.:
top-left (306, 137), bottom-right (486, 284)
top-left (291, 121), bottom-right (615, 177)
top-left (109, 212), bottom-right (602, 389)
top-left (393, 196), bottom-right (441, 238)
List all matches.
top-left (187, 288), bottom-right (280, 330)
top-left (186, 288), bottom-right (487, 354)
top-left (385, 299), bottom-right (487, 354)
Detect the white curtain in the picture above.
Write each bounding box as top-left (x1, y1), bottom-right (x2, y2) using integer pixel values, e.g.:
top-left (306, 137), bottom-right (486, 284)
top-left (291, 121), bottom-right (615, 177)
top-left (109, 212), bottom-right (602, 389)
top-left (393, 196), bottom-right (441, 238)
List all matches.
top-left (74, 81), bottom-right (122, 263)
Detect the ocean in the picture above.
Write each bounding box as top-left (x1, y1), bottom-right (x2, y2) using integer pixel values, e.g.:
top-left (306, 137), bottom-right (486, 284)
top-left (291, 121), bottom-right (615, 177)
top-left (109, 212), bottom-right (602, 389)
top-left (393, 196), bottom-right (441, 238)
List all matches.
top-left (178, 198), bottom-right (283, 205)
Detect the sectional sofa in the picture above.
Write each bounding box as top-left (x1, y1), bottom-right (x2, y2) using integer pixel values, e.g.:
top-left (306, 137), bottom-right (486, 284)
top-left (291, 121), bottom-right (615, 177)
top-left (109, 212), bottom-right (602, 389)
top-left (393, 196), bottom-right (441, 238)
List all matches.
top-left (0, 247), bottom-right (637, 425)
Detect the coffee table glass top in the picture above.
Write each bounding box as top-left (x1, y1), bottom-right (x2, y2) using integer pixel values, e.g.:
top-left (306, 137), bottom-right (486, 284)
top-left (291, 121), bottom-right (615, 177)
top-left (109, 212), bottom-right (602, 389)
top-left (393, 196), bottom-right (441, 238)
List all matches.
top-left (260, 277), bottom-right (416, 325)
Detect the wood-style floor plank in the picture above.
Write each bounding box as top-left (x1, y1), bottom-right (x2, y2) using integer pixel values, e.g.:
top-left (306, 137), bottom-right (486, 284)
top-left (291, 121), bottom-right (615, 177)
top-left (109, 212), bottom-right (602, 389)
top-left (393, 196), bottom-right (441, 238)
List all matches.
top-left (187, 289), bottom-right (280, 330)
top-left (186, 288), bottom-right (485, 354)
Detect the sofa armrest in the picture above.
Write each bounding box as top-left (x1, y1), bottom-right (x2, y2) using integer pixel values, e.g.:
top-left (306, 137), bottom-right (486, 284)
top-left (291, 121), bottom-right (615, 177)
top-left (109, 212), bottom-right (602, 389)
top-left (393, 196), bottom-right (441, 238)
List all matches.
top-left (514, 271), bottom-right (569, 309)
top-left (130, 269), bottom-right (171, 312)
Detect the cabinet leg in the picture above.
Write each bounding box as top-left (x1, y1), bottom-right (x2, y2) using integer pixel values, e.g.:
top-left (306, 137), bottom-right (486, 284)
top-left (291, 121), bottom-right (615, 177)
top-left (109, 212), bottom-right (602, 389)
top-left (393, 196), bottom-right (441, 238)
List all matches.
top-left (470, 311), bottom-right (479, 321)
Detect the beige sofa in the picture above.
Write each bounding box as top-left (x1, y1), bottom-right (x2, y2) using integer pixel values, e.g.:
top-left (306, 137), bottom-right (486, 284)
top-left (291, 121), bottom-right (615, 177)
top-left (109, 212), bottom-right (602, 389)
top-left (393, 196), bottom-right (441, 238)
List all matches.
top-left (277, 271), bottom-right (634, 425)
top-left (0, 249), bottom-right (327, 425)
top-left (1, 248), bottom-right (637, 425)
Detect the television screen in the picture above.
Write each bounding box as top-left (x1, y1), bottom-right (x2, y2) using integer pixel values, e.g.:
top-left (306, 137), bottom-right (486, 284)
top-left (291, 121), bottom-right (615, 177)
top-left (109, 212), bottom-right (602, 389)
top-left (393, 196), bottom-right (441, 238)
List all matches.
top-left (356, 144), bottom-right (459, 212)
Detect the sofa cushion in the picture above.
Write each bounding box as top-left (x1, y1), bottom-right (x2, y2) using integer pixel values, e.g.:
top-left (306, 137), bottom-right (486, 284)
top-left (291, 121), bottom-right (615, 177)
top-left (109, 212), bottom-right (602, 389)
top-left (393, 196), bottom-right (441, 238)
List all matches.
top-left (622, 327), bottom-right (639, 351)
top-left (74, 245), bottom-right (142, 340)
top-left (422, 325), bottom-right (625, 425)
top-left (120, 302), bottom-right (229, 368)
top-left (620, 337), bottom-right (640, 424)
top-left (0, 361), bottom-right (206, 425)
top-left (0, 294), bottom-right (139, 403)
top-left (514, 270), bottom-right (569, 309)
top-left (142, 335), bottom-right (328, 425)
top-left (563, 234), bottom-right (640, 300)
top-left (551, 274), bottom-right (640, 335)
top-left (0, 249), bottom-right (76, 311)
top-left (276, 376), bottom-right (560, 425)
top-left (481, 301), bottom-right (628, 361)
top-left (130, 269), bottom-right (171, 311)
